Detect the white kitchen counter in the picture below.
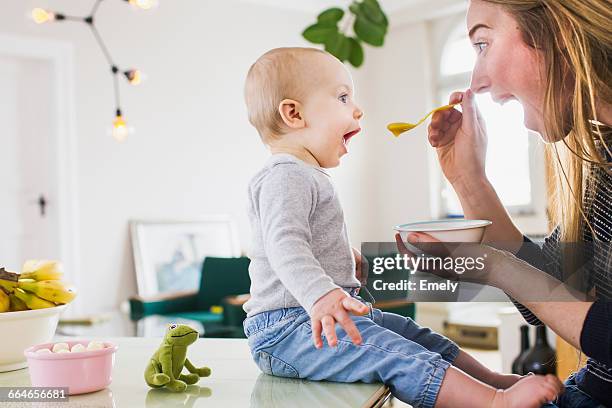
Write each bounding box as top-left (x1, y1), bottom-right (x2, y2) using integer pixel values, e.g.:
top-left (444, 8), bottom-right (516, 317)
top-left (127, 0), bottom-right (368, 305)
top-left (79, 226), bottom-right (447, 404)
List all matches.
top-left (0, 337), bottom-right (390, 408)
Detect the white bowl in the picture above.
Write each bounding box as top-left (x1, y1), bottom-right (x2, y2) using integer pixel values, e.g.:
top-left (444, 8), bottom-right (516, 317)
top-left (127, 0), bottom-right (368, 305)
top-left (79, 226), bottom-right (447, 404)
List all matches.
top-left (394, 219), bottom-right (492, 243)
top-left (0, 305), bottom-right (67, 372)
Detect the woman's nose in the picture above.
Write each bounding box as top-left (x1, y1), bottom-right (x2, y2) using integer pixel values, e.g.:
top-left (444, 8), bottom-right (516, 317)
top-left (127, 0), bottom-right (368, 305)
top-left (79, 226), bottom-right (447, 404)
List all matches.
top-left (469, 62), bottom-right (490, 94)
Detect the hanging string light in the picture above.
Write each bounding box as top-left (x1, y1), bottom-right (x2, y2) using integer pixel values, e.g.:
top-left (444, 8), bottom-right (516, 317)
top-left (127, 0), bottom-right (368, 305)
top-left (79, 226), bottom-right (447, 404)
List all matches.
top-left (31, 0), bottom-right (156, 142)
top-left (127, 0), bottom-right (157, 10)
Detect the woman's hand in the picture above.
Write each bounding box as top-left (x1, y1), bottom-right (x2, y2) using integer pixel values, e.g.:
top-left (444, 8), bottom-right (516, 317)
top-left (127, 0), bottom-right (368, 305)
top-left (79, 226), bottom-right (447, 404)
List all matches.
top-left (428, 90), bottom-right (524, 245)
top-left (394, 232), bottom-right (498, 287)
top-left (428, 89), bottom-right (488, 185)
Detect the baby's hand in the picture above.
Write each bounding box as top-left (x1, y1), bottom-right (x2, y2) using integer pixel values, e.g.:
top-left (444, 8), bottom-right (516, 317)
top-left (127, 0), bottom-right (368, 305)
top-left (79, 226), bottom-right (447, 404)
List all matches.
top-left (310, 289), bottom-right (369, 349)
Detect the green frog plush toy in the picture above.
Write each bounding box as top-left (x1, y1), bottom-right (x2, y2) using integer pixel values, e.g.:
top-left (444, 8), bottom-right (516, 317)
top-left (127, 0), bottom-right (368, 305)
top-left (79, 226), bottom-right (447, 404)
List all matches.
top-left (144, 323), bottom-right (212, 392)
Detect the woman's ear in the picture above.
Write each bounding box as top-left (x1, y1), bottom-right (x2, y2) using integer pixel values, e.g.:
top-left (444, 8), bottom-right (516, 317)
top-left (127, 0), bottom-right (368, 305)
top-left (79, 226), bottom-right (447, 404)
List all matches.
top-left (278, 99), bottom-right (305, 129)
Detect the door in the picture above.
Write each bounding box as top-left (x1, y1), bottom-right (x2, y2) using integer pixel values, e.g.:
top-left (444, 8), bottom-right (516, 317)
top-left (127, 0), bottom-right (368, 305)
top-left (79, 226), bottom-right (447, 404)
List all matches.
top-left (0, 55), bottom-right (59, 272)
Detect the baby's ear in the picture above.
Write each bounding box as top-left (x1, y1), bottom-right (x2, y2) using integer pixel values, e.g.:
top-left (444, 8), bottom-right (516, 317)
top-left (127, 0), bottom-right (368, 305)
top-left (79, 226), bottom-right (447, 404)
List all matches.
top-left (278, 99), bottom-right (305, 129)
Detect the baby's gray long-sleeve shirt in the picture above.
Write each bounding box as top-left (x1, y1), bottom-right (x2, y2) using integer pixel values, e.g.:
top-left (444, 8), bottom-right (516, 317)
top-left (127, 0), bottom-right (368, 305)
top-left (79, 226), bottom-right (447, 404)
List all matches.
top-left (243, 154), bottom-right (360, 317)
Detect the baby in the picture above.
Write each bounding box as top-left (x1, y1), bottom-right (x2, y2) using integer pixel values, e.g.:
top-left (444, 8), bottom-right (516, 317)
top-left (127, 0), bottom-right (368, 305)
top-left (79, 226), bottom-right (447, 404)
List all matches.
top-left (242, 47), bottom-right (562, 408)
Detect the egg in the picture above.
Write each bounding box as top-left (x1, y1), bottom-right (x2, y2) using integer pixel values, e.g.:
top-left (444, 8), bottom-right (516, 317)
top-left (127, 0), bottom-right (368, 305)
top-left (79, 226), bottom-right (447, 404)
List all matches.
top-left (86, 341), bottom-right (105, 350)
top-left (52, 342), bottom-right (69, 353)
top-left (71, 343), bottom-right (86, 353)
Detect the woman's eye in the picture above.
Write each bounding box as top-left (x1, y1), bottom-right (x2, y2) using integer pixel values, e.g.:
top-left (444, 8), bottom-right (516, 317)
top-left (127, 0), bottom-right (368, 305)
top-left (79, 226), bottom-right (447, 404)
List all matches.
top-left (339, 94), bottom-right (348, 104)
top-left (473, 42), bottom-right (487, 53)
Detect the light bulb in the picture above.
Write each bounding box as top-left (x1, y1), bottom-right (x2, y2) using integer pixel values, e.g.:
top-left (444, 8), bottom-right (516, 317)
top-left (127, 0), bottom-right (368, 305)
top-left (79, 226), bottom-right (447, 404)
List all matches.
top-left (124, 69), bottom-right (143, 85)
top-left (31, 8), bottom-right (55, 24)
top-left (112, 115), bottom-right (129, 142)
top-left (128, 0), bottom-right (157, 10)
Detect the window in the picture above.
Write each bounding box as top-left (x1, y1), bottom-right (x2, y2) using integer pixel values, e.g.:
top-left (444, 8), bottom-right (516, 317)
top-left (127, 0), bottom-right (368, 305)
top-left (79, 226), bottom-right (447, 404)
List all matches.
top-left (436, 24), bottom-right (535, 217)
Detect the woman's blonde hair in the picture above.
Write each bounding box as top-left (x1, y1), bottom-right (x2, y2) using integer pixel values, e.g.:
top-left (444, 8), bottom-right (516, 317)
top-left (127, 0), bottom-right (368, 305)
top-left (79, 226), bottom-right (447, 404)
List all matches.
top-left (481, 0), bottom-right (611, 242)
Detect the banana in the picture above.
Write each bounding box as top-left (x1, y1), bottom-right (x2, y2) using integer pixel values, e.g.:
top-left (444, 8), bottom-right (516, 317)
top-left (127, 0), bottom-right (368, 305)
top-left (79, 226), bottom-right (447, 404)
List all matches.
top-left (14, 288), bottom-right (56, 309)
top-left (17, 280), bottom-right (77, 304)
top-left (20, 260), bottom-right (63, 281)
top-left (8, 293), bottom-right (28, 311)
top-left (0, 289), bottom-right (9, 312)
top-left (0, 279), bottom-right (17, 293)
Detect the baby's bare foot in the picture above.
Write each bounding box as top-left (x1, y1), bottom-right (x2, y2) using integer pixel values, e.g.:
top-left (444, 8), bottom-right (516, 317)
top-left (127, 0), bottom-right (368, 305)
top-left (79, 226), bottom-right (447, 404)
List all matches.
top-left (492, 374), bottom-right (563, 408)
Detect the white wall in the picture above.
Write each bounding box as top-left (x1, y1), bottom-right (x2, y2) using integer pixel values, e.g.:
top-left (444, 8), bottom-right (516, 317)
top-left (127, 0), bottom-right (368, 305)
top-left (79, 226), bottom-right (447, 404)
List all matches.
top-left (3, 0), bottom-right (524, 315)
top-left (338, 20), bottom-right (437, 243)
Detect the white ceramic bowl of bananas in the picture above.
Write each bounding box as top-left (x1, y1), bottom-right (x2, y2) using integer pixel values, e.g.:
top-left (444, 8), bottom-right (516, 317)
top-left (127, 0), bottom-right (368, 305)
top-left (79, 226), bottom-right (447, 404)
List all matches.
top-left (0, 261), bottom-right (77, 372)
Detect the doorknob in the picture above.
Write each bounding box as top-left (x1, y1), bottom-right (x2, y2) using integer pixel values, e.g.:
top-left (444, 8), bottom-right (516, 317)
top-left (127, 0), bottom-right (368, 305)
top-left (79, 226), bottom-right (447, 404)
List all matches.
top-left (37, 194), bottom-right (47, 217)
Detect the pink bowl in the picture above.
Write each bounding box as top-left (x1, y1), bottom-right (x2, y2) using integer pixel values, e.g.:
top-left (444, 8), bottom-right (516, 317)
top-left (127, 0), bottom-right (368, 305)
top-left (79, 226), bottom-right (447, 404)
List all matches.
top-left (24, 340), bottom-right (118, 395)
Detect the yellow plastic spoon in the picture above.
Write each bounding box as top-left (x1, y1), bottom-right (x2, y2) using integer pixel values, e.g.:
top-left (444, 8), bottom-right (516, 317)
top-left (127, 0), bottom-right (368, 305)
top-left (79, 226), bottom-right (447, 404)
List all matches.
top-left (387, 103), bottom-right (459, 137)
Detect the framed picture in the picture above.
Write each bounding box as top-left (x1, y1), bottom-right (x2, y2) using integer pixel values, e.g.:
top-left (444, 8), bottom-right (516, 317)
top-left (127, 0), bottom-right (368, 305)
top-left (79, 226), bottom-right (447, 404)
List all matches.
top-left (130, 217), bottom-right (241, 297)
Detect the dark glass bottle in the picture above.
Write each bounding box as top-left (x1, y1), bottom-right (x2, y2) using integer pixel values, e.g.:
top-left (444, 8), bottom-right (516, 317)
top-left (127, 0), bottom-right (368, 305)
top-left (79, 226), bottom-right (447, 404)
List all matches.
top-left (511, 325), bottom-right (530, 375)
top-left (521, 325), bottom-right (557, 375)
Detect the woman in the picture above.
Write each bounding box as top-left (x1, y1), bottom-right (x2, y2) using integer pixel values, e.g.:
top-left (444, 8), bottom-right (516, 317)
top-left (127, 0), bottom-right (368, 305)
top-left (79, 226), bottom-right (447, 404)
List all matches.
top-left (398, 0), bottom-right (611, 406)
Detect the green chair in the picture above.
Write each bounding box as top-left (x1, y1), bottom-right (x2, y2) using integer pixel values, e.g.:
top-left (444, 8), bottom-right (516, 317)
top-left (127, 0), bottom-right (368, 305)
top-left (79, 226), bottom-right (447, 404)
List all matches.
top-left (129, 256), bottom-right (251, 338)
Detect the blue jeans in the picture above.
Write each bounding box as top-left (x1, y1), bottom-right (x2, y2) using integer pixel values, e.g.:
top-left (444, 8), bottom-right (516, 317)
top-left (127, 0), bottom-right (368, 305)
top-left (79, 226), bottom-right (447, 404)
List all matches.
top-left (543, 369), bottom-right (607, 408)
top-left (243, 296), bottom-right (459, 408)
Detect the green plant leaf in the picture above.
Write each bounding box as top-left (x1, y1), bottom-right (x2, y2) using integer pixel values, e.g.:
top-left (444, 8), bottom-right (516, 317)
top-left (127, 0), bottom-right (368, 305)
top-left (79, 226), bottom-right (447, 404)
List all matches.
top-left (362, 0), bottom-right (388, 27)
top-left (354, 16), bottom-right (386, 46)
top-left (317, 7), bottom-right (344, 24)
top-left (348, 37), bottom-right (364, 67)
top-left (325, 32), bottom-right (351, 62)
top-left (303, 23), bottom-right (338, 44)
top-left (349, 1), bottom-right (388, 28)
top-left (303, 1), bottom-right (390, 68)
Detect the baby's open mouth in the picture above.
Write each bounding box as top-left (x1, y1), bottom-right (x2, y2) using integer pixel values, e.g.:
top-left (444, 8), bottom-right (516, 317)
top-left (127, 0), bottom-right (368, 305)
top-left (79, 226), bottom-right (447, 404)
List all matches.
top-left (343, 128), bottom-right (361, 146)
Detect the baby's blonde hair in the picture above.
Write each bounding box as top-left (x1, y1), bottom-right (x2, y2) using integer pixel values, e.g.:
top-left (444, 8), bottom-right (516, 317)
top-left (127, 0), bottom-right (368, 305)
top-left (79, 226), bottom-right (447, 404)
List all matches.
top-left (244, 47), bottom-right (328, 143)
